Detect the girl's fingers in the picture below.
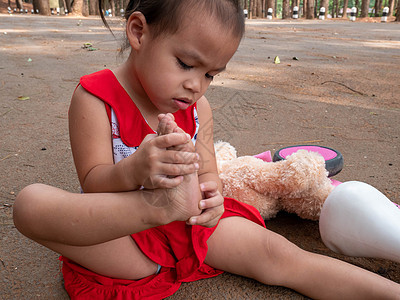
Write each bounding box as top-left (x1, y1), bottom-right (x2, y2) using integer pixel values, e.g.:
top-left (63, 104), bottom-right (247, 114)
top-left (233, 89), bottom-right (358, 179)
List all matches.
top-left (157, 113), bottom-right (176, 136)
top-left (157, 114), bottom-right (166, 121)
top-left (199, 195), bottom-right (223, 210)
top-left (153, 132), bottom-right (191, 149)
top-left (163, 150), bottom-right (199, 164)
top-left (160, 162), bottom-right (199, 177)
top-left (200, 181), bottom-right (219, 195)
top-left (187, 206), bottom-right (224, 227)
top-left (149, 175), bottom-right (183, 189)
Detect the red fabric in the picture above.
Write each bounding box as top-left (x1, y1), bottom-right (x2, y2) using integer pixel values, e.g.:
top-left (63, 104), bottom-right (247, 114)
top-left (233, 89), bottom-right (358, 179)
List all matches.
top-left (62, 69), bottom-right (266, 299)
top-left (61, 198), bottom-right (265, 300)
top-left (79, 69), bottom-right (197, 146)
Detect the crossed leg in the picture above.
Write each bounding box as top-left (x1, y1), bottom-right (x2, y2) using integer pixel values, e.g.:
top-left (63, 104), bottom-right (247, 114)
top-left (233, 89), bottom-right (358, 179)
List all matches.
top-left (15, 185), bottom-right (159, 280)
top-left (205, 216), bottom-right (400, 299)
top-left (13, 114), bottom-right (201, 280)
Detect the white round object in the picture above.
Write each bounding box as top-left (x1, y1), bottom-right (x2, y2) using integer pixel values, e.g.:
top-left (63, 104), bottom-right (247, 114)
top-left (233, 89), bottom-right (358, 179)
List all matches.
top-left (320, 181), bottom-right (400, 263)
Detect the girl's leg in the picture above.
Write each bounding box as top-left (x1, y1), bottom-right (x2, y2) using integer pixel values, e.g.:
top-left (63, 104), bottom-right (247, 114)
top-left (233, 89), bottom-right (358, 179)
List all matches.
top-left (41, 236), bottom-right (158, 280)
top-left (13, 181), bottom-right (198, 279)
top-left (205, 216), bottom-right (400, 299)
top-left (13, 184), bottom-right (161, 279)
top-left (14, 184), bottom-right (169, 246)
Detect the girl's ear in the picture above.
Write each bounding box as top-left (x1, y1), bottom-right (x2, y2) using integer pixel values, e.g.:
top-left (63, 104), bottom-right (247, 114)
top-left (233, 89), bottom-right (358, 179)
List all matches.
top-left (126, 11), bottom-right (148, 50)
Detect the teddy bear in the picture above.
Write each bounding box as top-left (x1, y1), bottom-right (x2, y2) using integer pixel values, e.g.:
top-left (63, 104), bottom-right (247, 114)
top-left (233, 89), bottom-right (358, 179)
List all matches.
top-left (214, 141), bottom-right (334, 221)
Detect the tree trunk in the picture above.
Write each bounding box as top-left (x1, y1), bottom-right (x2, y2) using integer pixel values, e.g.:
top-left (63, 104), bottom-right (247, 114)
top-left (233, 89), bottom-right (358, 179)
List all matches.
top-left (109, 0), bottom-right (115, 16)
top-left (360, 0), bottom-right (370, 17)
top-left (37, 0), bottom-right (51, 14)
top-left (266, 0), bottom-right (274, 18)
top-left (303, 0), bottom-right (308, 18)
top-left (342, 0), bottom-right (349, 17)
top-left (314, 0), bottom-right (318, 17)
top-left (355, 0), bottom-right (360, 15)
top-left (320, 0), bottom-right (329, 17)
top-left (336, 0), bottom-right (340, 16)
top-left (16, 0), bottom-right (23, 9)
top-left (65, 0), bottom-right (72, 13)
top-left (72, 0), bottom-right (83, 14)
top-left (32, 0), bottom-right (39, 12)
top-left (82, 0), bottom-right (89, 16)
top-left (396, 0), bottom-right (400, 20)
top-left (282, 0), bottom-right (290, 18)
top-left (291, 0), bottom-right (297, 15)
top-left (89, 0), bottom-right (98, 15)
top-left (262, 0), bottom-right (266, 17)
top-left (254, 0), bottom-right (259, 17)
top-left (307, 0), bottom-right (315, 18)
top-left (388, 0), bottom-right (394, 15)
top-left (374, 0), bottom-right (382, 16)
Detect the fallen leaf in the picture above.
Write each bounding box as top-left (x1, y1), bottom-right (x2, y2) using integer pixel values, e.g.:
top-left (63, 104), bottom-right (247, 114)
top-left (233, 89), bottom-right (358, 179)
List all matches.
top-left (17, 96), bottom-right (30, 101)
top-left (274, 56), bottom-right (280, 64)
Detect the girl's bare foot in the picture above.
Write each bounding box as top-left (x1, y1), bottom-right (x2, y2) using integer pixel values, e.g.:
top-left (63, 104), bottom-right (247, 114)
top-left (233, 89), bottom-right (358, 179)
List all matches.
top-left (144, 114), bottom-right (202, 222)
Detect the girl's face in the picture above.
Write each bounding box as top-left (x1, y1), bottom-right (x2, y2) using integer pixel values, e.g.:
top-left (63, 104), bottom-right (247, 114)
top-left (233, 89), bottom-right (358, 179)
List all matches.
top-left (130, 13), bottom-right (241, 114)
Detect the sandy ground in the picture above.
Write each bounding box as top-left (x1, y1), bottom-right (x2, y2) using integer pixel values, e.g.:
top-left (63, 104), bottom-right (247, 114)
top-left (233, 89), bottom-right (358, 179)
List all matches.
top-left (0, 13), bottom-right (399, 299)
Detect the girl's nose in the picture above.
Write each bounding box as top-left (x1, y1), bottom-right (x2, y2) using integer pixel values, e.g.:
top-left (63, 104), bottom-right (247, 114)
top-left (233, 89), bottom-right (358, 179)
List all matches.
top-left (183, 76), bottom-right (202, 94)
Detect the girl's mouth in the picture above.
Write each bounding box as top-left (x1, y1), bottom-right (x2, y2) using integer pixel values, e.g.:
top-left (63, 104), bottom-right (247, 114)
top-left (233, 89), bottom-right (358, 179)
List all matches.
top-left (173, 98), bottom-right (191, 110)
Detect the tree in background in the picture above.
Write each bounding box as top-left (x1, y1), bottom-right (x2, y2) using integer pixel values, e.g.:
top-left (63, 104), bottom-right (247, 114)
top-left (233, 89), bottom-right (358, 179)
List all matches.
top-left (266, 0), bottom-right (275, 17)
top-left (71, 0), bottom-right (84, 15)
top-left (342, 0), bottom-right (349, 18)
top-left (35, 0), bottom-right (50, 15)
top-left (282, 0), bottom-right (291, 18)
top-left (388, 0), bottom-right (395, 16)
top-left (89, 0), bottom-right (99, 15)
top-left (10, 0), bottom-right (400, 20)
top-left (360, 0), bottom-right (370, 17)
top-left (320, 0), bottom-right (329, 18)
top-left (374, 0), bottom-right (382, 16)
top-left (306, 0), bottom-right (315, 18)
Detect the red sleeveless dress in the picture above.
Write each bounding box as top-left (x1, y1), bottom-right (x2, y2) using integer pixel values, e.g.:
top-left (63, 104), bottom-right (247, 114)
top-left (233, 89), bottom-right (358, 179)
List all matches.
top-left (61, 69), bottom-right (266, 299)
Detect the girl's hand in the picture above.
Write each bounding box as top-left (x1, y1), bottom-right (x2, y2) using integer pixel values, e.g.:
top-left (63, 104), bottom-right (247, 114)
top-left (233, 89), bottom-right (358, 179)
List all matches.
top-left (187, 181), bottom-right (224, 228)
top-left (129, 132), bottom-right (199, 189)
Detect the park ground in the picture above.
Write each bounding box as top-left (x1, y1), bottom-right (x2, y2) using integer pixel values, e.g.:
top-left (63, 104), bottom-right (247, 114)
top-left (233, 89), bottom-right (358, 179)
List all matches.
top-left (0, 13), bottom-right (399, 299)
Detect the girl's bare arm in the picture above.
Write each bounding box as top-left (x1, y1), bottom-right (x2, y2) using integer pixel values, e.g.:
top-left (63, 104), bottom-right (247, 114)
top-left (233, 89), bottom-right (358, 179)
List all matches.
top-left (195, 96), bottom-right (223, 192)
top-left (69, 86), bottom-right (197, 193)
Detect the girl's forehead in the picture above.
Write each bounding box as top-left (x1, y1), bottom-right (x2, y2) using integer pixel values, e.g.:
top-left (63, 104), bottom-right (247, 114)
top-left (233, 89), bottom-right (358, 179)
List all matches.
top-left (177, 10), bottom-right (238, 39)
top-left (169, 20), bottom-right (240, 69)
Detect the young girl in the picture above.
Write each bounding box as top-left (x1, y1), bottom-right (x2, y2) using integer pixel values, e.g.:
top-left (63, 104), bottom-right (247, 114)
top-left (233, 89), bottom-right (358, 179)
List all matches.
top-left (13, 0), bottom-right (400, 299)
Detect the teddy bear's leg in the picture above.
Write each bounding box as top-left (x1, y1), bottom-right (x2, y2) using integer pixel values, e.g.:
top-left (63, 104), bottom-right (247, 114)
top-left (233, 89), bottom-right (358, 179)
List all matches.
top-left (319, 181), bottom-right (400, 263)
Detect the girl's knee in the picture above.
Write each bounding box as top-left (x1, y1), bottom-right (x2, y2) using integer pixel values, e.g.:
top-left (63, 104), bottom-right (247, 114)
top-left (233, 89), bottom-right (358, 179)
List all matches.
top-left (258, 231), bottom-right (305, 285)
top-left (13, 183), bottom-right (50, 235)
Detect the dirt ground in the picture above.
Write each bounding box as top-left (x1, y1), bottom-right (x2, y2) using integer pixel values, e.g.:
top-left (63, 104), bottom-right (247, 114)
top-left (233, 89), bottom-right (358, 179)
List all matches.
top-left (0, 12), bottom-right (399, 299)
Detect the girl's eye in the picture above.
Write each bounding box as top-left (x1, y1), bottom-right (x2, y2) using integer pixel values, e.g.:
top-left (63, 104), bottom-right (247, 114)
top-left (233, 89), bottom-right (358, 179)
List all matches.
top-left (177, 58), bottom-right (213, 80)
top-left (177, 58), bottom-right (192, 70)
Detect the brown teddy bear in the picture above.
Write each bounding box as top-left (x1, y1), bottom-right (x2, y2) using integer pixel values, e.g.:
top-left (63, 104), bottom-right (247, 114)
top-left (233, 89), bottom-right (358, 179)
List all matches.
top-left (214, 141), bottom-right (334, 221)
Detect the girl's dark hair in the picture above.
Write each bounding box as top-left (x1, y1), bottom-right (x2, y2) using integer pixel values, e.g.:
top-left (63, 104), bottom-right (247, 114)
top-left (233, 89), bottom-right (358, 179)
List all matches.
top-left (100, 0), bottom-right (244, 43)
